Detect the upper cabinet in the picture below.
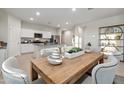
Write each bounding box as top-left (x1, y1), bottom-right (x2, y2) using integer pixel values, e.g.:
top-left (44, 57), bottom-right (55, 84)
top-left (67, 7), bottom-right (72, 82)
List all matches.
top-left (42, 31), bottom-right (51, 38)
top-left (21, 28), bottom-right (51, 38)
top-left (21, 29), bottom-right (34, 38)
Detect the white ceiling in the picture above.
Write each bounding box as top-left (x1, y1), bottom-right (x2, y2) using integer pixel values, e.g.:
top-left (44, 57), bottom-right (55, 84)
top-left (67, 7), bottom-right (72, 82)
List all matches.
top-left (3, 8), bottom-right (124, 29)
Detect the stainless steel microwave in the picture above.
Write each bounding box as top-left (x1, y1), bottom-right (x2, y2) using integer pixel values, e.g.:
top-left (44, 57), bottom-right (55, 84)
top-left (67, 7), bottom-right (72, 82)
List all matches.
top-left (34, 33), bottom-right (42, 38)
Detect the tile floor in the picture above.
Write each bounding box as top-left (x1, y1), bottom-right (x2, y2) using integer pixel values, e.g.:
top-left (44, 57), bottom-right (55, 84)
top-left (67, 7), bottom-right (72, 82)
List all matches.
top-left (0, 53), bottom-right (124, 84)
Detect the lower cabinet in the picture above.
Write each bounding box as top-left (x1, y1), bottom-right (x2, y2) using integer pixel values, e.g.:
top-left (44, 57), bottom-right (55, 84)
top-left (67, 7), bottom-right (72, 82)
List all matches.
top-left (21, 44), bottom-right (34, 53)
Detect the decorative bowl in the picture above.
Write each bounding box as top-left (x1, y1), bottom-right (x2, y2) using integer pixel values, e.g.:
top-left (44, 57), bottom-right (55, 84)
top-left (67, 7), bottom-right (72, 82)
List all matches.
top-left (50, 55), bottom-right (60, 59)
top-left (64, 51), bottom-right (85, 59)
top-left (47, 56), bottom-right (62, 65)
top-left (85, 49), bottom-right (91, 53)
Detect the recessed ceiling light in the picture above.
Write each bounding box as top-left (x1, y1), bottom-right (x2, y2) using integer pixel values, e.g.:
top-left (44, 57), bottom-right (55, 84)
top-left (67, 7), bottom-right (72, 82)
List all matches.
top-left (57, 24), bottom-right (60, 27)
top-left (30, 17), bottom-right (34, 21)
top-left (36, 12), bottom-right (40, 16)
top-left (66, 22), bottom-right (69, 25)
top-left (72, 8), bottom-right (76, 11)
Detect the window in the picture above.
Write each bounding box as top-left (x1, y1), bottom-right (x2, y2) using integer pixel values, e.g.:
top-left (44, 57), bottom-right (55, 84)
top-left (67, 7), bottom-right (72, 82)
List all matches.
top-left (72, 26), bottom-right (83, 48)
top-left (72, 35), bottom-right (82, 48)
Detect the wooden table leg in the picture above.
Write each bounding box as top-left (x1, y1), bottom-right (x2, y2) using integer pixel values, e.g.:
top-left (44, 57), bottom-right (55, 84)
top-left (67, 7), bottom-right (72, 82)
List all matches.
top-left (31, 63), bottom-right (38, 81)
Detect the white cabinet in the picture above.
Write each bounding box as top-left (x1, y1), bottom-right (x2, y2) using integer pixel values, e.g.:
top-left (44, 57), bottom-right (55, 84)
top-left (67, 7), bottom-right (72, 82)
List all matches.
top-left (21, 44), bottom-right (34, 53)
top-left (43, 32), bottom-right (51, 38)
top-left (21, 29), bottom-right (52, 38)
top-left (21, 29), bottom-right (34, 38)
top-left (0, 49), bottom-right (7, 71)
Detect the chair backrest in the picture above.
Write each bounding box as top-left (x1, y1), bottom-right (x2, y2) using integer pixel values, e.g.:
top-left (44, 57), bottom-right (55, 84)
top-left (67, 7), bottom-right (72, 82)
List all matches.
top-left (40, 48), bottom-right (59, 56)
top-left (1, 57), bottom-right (30, 84)
top-left (92, 55), bottom-right (118, 84)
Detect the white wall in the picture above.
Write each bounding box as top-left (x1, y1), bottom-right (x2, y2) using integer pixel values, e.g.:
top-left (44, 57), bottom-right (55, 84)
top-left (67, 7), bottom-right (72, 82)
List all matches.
top-left (7, 15), bottom-right (21, 57)
top-left (21, 21), bottom-right (57, 35)
top-left (0, 10), bottom-right (8, 42)
top-left (0, 10), bottom-right (21, 57)
top-left (81, 14), bottom-right (124, 51)
top-left (62, 30), bottom-right (73, 45)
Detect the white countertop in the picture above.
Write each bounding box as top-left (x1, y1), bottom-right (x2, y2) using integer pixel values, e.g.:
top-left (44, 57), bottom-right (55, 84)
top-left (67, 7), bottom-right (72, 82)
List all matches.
top-left (33, 44), bottom-right (65, 49)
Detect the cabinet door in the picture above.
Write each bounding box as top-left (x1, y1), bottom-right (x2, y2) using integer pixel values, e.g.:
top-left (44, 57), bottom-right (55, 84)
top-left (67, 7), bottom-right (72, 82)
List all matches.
top-left (43, 32), bottom-right (51, 38)
top-left (21, 44), bottom-right (27, 53)
top-left (28, 44), bottom-right (34, 52)
top-left (21, 44), bottom-right (34, 53)
top-left (21, 29), bottom-right (34, 38)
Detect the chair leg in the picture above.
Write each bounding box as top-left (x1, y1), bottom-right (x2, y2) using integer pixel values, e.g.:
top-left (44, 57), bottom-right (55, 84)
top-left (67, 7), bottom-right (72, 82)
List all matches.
top-left (86, 72), bottom-right (91, 76)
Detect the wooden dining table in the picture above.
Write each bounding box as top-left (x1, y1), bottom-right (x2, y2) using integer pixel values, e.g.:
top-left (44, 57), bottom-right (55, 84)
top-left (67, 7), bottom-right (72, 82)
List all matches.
top-left (31, 52), bottom-right (104, 84)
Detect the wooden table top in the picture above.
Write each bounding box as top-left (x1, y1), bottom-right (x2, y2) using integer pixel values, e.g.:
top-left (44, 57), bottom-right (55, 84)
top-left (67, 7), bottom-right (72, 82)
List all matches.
top-left (31, 52), bottom-right (104, 84)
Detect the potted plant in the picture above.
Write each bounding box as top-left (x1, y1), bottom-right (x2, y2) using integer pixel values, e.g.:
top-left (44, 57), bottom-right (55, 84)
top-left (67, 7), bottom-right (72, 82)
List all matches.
top-left (87, 42), bottom-right (91, 47)
top-left (85, 42), bottom-right (92, 53)
top-left (64, 47), bottom-right (84, 59)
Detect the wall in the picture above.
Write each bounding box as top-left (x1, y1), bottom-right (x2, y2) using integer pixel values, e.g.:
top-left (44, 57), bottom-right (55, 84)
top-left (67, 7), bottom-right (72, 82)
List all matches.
top-left (61, 30), bottom-right (73, 45)
top-left (7, 15), bottom-right (21, 57)
top-left (21, 21), bottom-right (57, 35)
top-left (60, 26), bottom-right (84, 48)
top-left (0, 10), bottom-right (21, 57)
top-left (0, 10), bottom-right (8, 42)
top-left (56, 28), bottom-right (62, 44)
top-left (81, 14), bottom-right (124, 51)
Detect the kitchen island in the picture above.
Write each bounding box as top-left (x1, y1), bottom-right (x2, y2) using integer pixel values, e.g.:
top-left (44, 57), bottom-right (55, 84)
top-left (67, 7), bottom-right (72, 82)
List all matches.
top-left (33, 43), bottom-right (72, 58)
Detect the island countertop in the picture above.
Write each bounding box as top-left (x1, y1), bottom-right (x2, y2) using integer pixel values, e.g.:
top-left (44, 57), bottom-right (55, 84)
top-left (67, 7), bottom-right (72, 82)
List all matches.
top-left (33, 43), bottom-right (67, 49)
top-left (33, 43), bottom-right (73, 58)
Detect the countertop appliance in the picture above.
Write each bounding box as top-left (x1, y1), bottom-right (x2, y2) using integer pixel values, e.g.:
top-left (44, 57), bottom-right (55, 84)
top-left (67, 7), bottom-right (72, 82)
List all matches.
top-left (34, 33), bottom-right (42, 38)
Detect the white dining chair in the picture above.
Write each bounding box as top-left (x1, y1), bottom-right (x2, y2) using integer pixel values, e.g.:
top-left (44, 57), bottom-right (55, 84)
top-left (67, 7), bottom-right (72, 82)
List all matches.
top-left (40, 47), bottom-right (59, 56)
top-left (82, 55), bottom-right (119, 84)
top-left (1, 56), bottom-right (45, 84)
